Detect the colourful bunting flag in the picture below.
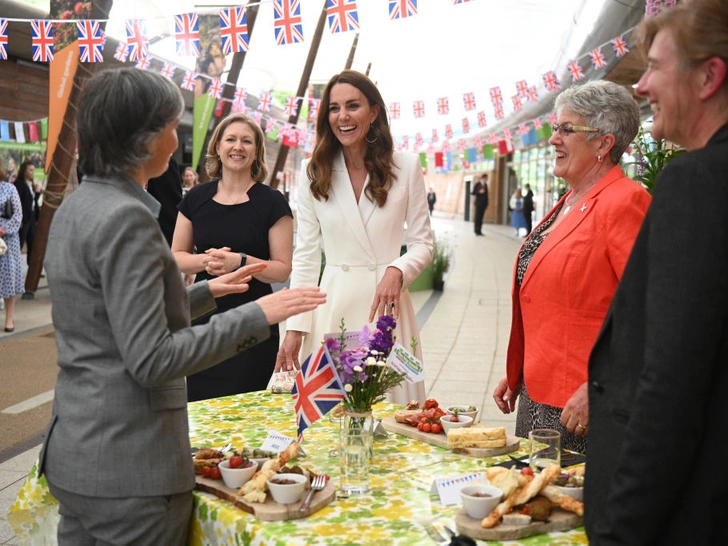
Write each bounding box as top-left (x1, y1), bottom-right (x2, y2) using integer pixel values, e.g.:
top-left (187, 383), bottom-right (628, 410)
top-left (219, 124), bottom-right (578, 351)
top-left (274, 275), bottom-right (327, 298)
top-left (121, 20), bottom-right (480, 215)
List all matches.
top-left (474, 135), bottom-right (482, 148)
top-left (482, 143), bottom-right (494, 159)
top-left (419, 152), bottom-right (427, 167)
top-left (114, 41), bottom-right (129, 62)
top-left (548, 112), bottom-right (558, 125)
top-left (76, 20), bottom-right (104, 62)
top-left (208, 78), bottom-right (224, 99)
top-left (542, 70), bottom-right (561, 92)
top-left (389, 102), bottom-right (400, 119)
top-left (527, 86), bottom-right (539, 102)
top-left (309, 98), bottom-right (320, 120)
top-left (431, 128), bottom-right (438, 143)
top-left (489, 86), bottom-right (502, 105)
top-left (31, 20), bottom-right (54, 62)
top-left (437, 97), bottom-right (449, 115)
top-left (463, 92), bottom-right (476, 111)
top-left (518, 123), bottom-right (529, 136)
top-left (462, 118), bottom-right (470, 134)
top-left (568, 60), bottom-right (584, 81)
top-left (14, 122), bottom-right (25, 143)
top-left (273, 0), bottom-right (304, 45)
top-left (442, 140), bottom-right (450, 152)
top-left (0, 19), bottom-right (7, 60)
top-left (0, 121), bottom-right (9, 141)
top-left (445, 124), bottom-right (453, 139)
top-left (466, 147), bottom-right (476, 162)
top-left (135, 56), bottom-right (151, 70)
top-left (327, 0), bottom-right (360, 33)
top-left (611, 35), bottom-right (629, 57)
top-left (28, 121), bottom-right (39, 142)
top-left (125, 19), bottom-right (149, 62)
top-left (413, 100), bottom-right (425, 118)
top-left (477, 111), bottom-right (486, 128)
top-left (590, 47), bottom-right (607, 69)
top-left (174, 13), bottom-right (200, 57)
top-left (389, 0), bottom-right (417, 20)
top-left (516, 80), bottom-right (529, 98)
top-left (533, 118), bottom-right (542, 130)
top-left (503, 127), bottom-right (512, 141)
top-left (458, 139), bottom-right (465, 152)
top-left (284, 96), bottom-right (300, 116)
top-left (415, 132), bottom-right (423, 146)
top-left (160, 62), bottom-right (176, 80)
top-left (435, 151), bottom-right (443, 167)
top-left (234, 87), bottom-right (248, 110)
top-left (220, 6), bottom-right (249, 53)
top-left (494, 106), bottom-right (504, 120)
top-left (512, 95), bottom-right (522, 112)
top-left (181, 70), bottom-right (196, 91)
top-left (259, 91), bottom-right (273, 112)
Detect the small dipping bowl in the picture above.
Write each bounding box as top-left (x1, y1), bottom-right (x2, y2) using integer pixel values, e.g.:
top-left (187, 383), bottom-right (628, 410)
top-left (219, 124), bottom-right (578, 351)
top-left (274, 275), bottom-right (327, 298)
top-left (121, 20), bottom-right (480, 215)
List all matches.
top-left (446, 405), bottom-right (479, 422)
top-left (460, 484), bottom-right (503, 519)
top-left (266, 473), bottom-right (308, 504)
top-left (218, 459), bottom-right (257, 489)
top-left (440, 414), bottom-right (473, 435)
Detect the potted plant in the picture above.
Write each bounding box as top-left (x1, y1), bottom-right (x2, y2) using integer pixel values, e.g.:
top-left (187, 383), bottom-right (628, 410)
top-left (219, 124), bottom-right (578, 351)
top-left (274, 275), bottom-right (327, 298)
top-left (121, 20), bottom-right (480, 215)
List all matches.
top-left (632, 126), bottom-right (685, 194)
top-left (431, 238), bottom-right (450, 292)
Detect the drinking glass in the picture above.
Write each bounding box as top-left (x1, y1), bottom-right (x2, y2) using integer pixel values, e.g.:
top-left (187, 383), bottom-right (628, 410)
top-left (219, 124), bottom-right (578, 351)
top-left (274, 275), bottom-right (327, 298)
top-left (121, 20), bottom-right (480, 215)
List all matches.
top-left (528, 429), bottom-right (561, 472)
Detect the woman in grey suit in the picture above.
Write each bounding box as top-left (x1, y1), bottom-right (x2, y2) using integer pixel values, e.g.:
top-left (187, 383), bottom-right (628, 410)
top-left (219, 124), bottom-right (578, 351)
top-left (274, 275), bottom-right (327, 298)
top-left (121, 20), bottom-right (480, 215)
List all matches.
top-left (39, 68), bottom-right (325, 545)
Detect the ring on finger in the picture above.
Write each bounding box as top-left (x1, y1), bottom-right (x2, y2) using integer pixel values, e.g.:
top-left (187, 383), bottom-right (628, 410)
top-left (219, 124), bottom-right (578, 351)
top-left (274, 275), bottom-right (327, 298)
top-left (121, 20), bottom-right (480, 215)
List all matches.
top-left (387, 302), bottom-right (395, 308)
top-left (576, 423), bottom-right (588, 431)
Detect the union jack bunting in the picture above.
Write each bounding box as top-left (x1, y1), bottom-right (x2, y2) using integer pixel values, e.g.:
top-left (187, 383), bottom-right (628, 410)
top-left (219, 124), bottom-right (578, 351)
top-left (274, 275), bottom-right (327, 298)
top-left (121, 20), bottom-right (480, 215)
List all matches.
top-left (220, 6), bottom-right (249, 53)
top-left (389, 102), bottom-right (400, 119)
top-left (174, 13), bottom-right (200, 57)
top-left (542, 70), bottom-right (561, 92)
top-left (208, 78), bottom-right (224, 99)
top-left (258, 91), bottom-right (273, 112)
top-left (462, 118), bottom-right (470, 134)
top-left (125, 19), bottom-right (149, 62)
top-left (611, 35), bottom-right (629, 57)
top-left (135, 56), bottom-right (151, 70)
top-left (494, 106), bottom-right (505, 120)
top-left (389, 0), bottom-right (417, 20)
top-left (512, 94), bottom-right (522, 112)
top-left (251, 111), bottom-right (263, 125)
top-left (489, 86), bottom-right (503, 105)
top-left (413, 100), bottom-right (425, 118)
top-left (590, 47), bottom-right (607, 69)
top-left (503, 127), bottom-right (512, 141)
top-left (427, 143), bottom-right (434, 154)
top-left (437, 97), bottom-right (449, 115)
top-left (431, 128), bottom-right (438, 143)
top-left (327, 0), bottom-right (359, 33)
top-left (458, 139), bottom-right (465, 152)
top-left (309, 98), bottom-right (320, 119)
top-left (402, 135), bottom-right (409, 149)
top-left (453, 0), bottom-right (474, 4)
top-left (516, 80), bottom-right (529, 98)
top-left (31, 20), bottom-right (53, 62)
top-left (181, 70), bottom-right (196, 91)
top-left (463, 92), bottom-right (476, 111)
top-left (273, 0), bottom-right (304, 46)
top-left (445, 124), bottom-right (453, 139)
top-left (0, 19), bottom-right (7, 60)
top-left (568, 60), bottom-right (585, 81)
top-left (442, 140), bottom-right (450, 152)
top-left (233, 87), bottom-right (248, 110)
top-left (475, 135), bottom-right (482, 148)
top-left (533, 118), bottom-right (543, 130)
top-left (77, 20), bottom-right (104, 63)
top-left (477, 111), bottom-right (487, 128)
top-left (487, 133), bottom-right (497, 144)
top-left (415, 132), bottom-right (423, 146)
top-left (114, 41), bottom-right (129, 62)
top-left (527, 86), bottom-right (539, 103)
top-left (291, 345), bottom-right (345, 443)
top-left (548, 111), bottom-right (558, 125)
top-left (519, 123), bottom-right (529, 136)
top-left (160, 62), bottom-right (176, 80)
top-left (284, 96), bottom-right (300, 117)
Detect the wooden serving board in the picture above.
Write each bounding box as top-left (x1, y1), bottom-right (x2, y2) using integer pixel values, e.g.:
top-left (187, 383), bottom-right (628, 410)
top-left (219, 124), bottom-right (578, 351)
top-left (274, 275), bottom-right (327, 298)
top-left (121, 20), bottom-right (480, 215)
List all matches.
top-left (455, 507), bottom-right (583, 540)
top-left (381, 417), bottom-right (520, 457)
top-left (195, 476), bottom-right (336, 521)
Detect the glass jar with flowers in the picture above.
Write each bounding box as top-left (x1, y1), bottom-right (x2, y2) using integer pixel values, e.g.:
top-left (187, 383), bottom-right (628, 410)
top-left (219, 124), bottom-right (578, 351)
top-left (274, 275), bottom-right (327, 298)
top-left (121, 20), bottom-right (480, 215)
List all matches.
top-left (325, 314), bottom-right (407, 494)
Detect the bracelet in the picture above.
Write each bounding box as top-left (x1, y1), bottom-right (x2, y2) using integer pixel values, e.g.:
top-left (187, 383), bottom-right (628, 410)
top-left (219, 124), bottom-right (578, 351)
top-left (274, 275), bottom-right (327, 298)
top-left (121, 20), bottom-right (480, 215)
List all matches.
top-left (236, 252), bottom-right (247, 270)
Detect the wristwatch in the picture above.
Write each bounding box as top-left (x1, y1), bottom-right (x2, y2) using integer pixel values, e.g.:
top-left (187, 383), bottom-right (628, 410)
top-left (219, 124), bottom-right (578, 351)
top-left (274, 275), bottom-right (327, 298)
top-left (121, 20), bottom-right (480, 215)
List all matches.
top-left (237, 252), bottom-right (247, 270)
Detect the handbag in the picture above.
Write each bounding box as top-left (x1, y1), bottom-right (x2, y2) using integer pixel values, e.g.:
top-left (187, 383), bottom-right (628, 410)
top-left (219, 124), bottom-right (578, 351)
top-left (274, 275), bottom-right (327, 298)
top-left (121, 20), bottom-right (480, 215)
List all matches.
top-left (1, 198), bottom-right (12, 219)
top-left (0, 236), bottom-right (7, 256)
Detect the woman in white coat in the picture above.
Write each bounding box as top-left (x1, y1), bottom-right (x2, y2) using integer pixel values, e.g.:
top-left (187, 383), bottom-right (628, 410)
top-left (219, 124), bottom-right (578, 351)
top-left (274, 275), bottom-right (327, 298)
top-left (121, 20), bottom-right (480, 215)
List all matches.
top-left (277, 70), bottom-right (434, 404)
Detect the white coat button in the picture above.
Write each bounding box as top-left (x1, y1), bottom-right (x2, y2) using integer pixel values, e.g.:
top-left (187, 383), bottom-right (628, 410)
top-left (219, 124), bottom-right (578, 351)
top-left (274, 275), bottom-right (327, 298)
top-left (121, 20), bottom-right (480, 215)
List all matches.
top-left (341, 264), bottom-right (350, 271)
top-left (368, 264), bottom-right (376, 271)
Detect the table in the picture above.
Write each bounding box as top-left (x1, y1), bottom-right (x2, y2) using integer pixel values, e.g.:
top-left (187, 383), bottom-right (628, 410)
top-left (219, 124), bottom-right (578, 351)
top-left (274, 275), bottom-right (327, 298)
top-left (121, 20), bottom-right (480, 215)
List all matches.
top-left (10, 391), bottom-right (587, 545)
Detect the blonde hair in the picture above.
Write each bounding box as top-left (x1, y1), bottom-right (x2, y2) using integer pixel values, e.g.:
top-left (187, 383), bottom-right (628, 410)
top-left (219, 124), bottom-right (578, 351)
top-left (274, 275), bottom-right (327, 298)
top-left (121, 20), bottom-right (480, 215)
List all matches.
top-left (205, 113), bottom-right (269, 182)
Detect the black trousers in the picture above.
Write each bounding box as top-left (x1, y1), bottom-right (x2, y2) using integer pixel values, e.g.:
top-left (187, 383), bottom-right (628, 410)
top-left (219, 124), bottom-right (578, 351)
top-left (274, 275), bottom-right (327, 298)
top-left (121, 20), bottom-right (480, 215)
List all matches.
top-left (474, 203), bottom-right (487, 234)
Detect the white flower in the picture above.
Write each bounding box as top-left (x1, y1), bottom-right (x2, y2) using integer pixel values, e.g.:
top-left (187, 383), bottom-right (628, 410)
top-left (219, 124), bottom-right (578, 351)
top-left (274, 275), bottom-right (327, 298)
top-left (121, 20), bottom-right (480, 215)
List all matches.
top-left (344, 383), bottom-right (353, 393)
top-left (366, 357), bottom-right (377, 366)
top-left (370, 350), bottom-right (380, 356)
top-left (353, 365), bottom-right (363, 373)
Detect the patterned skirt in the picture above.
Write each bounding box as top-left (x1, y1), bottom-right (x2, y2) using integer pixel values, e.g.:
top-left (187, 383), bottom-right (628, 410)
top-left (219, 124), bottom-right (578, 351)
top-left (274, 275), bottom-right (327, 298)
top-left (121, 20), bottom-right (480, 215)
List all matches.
top-left (515, 385), bottom-right (587, 454)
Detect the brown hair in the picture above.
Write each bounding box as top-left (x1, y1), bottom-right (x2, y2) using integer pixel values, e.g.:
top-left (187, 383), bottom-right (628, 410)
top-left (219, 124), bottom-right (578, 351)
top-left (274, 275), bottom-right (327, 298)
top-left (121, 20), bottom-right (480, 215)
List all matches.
top-left (205, 113), bottom-right (269, 182)
top-left (0, 159), bottom-right (6, 182)
top-left (307, 70), bottom-right (396, 207)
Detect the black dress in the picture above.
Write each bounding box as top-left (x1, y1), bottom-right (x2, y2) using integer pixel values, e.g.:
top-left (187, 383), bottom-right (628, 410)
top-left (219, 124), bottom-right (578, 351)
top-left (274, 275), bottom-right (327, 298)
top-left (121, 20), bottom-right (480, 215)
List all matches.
top-left (178, 180), bottom-right (292, 401)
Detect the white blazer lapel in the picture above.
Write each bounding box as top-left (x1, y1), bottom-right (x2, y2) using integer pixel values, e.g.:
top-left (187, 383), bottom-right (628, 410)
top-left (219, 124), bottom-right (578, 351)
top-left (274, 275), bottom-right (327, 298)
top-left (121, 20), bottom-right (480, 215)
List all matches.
top-left (329, 152), bottom-right (376, 258)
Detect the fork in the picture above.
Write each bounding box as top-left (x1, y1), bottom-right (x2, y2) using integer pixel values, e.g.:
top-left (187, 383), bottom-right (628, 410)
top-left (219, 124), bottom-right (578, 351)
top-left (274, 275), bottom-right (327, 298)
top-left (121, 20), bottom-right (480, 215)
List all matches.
top-left (420, 520), bottom-right (449, 545)
top-left (299, 474), bottom-right (326, 512)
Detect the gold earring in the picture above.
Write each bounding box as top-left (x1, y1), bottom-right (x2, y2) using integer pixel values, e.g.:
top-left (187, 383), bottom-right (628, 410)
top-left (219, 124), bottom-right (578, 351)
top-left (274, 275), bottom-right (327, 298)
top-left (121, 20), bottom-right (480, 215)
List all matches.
top-left (597, 154), bottom-right (603, 163)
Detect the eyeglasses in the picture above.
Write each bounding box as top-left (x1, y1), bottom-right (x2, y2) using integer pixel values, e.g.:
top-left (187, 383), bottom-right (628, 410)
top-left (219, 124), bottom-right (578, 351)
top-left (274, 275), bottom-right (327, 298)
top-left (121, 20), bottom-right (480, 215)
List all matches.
top-left (551, 123), bottom-right (601, 137)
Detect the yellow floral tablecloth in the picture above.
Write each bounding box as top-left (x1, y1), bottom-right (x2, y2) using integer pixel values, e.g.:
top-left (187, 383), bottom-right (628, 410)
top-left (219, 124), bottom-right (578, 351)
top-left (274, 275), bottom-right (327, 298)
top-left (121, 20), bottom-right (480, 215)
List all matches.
top-left (10, 391), bottom-right (587, 545)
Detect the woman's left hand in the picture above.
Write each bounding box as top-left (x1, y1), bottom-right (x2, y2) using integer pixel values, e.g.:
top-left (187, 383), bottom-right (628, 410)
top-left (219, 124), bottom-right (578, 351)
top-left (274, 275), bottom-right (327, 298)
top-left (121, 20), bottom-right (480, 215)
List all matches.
top-left (560, 382), bottom-right (589, 436)
top-left (369, 266), bottom-right (403, 322)
top-left (207, 263), bottom-right (267, 298)
top-left (203, 247), bottom-right (236, 276)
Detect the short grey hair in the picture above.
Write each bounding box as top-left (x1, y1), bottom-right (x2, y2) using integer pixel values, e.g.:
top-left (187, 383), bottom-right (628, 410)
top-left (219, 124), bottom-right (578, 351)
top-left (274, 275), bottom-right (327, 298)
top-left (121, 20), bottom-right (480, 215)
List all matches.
top-left (554, 80), bottom-right (640, 165)
top-left (77, 68), bottom-right (185, 176)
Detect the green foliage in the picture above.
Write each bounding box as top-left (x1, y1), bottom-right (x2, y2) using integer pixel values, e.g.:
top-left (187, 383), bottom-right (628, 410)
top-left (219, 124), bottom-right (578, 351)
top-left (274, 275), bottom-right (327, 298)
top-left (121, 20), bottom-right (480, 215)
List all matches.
top-left (632, 126), bottom-right (685, 194)
top-left (431, 238), bottom-right (450, 282)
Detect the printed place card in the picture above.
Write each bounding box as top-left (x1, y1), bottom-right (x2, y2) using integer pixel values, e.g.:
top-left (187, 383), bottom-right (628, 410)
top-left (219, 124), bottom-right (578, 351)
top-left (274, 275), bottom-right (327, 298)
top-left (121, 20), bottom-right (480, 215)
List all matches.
top-left (386, 342), bottom-right (426, 383)
top-left (430, 472), bottom-right (487, 505)
top-left (260, 431), bottom-right (303, 455)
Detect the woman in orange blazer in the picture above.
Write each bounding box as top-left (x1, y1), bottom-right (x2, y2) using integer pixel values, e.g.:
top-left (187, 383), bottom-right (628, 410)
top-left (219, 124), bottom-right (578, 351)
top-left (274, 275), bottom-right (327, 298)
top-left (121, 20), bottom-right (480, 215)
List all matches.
top-left (493, 81), bottom-right (651, 452)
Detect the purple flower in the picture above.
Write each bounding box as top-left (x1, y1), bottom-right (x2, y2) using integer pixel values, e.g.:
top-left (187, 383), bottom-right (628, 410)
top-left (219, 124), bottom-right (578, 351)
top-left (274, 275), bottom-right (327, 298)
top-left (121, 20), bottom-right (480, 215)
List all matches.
top-left (376, 315), bottom-right (396, 332)
top-left (325, 337), bottom-right (340, 354)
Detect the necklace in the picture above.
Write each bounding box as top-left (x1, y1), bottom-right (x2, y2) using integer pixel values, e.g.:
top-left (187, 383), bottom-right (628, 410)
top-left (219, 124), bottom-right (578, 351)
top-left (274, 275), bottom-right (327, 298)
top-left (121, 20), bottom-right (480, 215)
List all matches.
top-left (218, 180), bottom-right (253, 204)
top-left (562, 182), bottom-right (597, 215)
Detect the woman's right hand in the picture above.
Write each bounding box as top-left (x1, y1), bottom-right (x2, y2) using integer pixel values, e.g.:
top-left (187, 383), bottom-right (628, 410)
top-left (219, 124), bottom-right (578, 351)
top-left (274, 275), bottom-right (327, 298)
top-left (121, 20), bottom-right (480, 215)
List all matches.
top-left (493, 377), bottom-right (521, 414)
top-left (275, 330), bottom-right (304, 373)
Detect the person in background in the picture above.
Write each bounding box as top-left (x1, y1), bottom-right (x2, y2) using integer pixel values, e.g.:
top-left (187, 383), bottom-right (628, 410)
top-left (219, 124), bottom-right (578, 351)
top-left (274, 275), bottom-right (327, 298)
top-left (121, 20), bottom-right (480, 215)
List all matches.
top-left (586, 1), bottom-right (728, 543)
top-left (14, 160), bottom-right (38, 264)
top-left (493, 80), bottom-right (651, 453)
top-left (145, 157), bottom-right (183, 246)
top-left (39, 67), bottom-right (324, 546)
top-left (472, 174), bottom-right (489, 236)
top-left (509, 188), bottom-right (528, 236)
top-left (427, 184), bottom-right (437, 215)
top-left (172, 113), bottom-right (294, 402)
top-left (277, 69), bottom-right (434, 405)
top-left (523, 183), bottom-right (535, 235)
top-left (0, 159), bottom-right (24, 332)
top-left (182, 166), bottom-right (199, 196)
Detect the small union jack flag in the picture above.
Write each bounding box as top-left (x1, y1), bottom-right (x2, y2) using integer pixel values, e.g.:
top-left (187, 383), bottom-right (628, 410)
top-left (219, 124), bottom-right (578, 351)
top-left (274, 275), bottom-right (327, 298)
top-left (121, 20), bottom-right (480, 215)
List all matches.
top-left (181, 70), bottom-right (196, 91)
top-left (220, 6), bottom-right (249, 54)
top-left (284, 96), bottom-right (300, 117)
top-left (31, 20), bottom-right (54, 62)
top-left (208, 78), bottom-right (224, 99)
top-left (462, 118), bottom-right (470, 134)
top-left (489, 86), bottom-right (503, 105)
top-left (548, 111), bottom-right (558, 125)
top-left (114, 42), bottom-right (129, 62)
top-left (442, 140), bottom-right (450, 152)
top-left (77, 20), bottom-right (104, 63)
top-left (432, 128), bottom-right (438, 143)
top-left (590, 47), bottom-right (607, 69)
top-left (568, 60), bottom-right (585, 81)
top-left (503, 127), bottom-right (512, 141)
top-left (259, 91), bottom-right (273, 112)
top-left (475, 135), bottom-right (482, 148)
top-left (309, 98), bottom-right (320, 119)
top-left (458, 139), bottom-right (466, 152)
top-left (533, 118), bottom-right (543, 130)
top-left (389, 0), bottom-right (417, 20)
top-left (427, 143), bottom-right (434, 154)
top-left (159, 62), bottom-right (175, 80)
top-left (611, 35), bottom-right (629, 57)
top-left (437, 97), bottom-right (449, 115)
top-left (477, 111), bottom-right (487, 128)
top-left (542, 70), bottom-right (561, 92)
top-left (494, 107), bottom-right (504, 120)
top-left (487, 133), bottom-right (497, 144)
top-left (463, 92), bottom-right (476, 111)
top-left (233, 87), bottom-right (248, 110)
top-left (135, 56), bottom-right (151, 70)
top-left (453, 0), bottom-right (474, 4)
top-left (415, 132), bottom-right (423, 146)
top-left (273, 0), bottom-right (304, 46)
top-left (413, 100), bottom-right (425, 118)
top-left (327, 0), bottom-right (359, 33)
top-left (527, 86), bottom-right (539, 103)
top-left (445, 124), bottom-right (453, 139)
top-left (291, 345), bottom-right (345, 443)
top-left (251, 111), bottom-right (263, 125)
top-left (0, 19), bottom-right (7, 61)
top-left (125, 19), bottom-right (149, 62)
top-left (516, 80), bottom-right (529, 98)
top-left (174, 13), bottom-right (200, 57)
top-left (512, 95), bottom-right (522, 112)
top-left (519, 123), bottom-right (529, 136)
top-left (402, 135), bottom-right (409, 149)
top-left (389, 102), bottom-right (400, 119)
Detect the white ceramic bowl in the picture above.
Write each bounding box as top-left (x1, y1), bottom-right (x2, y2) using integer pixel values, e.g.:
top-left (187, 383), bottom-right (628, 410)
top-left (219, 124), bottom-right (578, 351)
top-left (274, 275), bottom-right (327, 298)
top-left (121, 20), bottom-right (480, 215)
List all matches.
top-left (555, 484), bottom-right (584, 502)
top-left (266, 473), bottom-right (308, 504)
top-left (440, 414), bottom-right (473, 435)
top-left (446, 405), bottom-right (479, 422)
top-left (218, 459), bottom-right (257, 489)
top-left (460, 485), bottom-right (503, 519)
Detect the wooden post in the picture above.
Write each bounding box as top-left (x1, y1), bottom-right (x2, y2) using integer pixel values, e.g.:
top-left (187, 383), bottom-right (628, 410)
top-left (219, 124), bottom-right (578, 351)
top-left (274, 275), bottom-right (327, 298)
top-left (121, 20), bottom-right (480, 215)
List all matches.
top-left (345, 33), bottom-right (359, 70)
top-left (268, 0), bottom-right (328, 189)
top-left (25, 0), bottom-right (114, 296)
